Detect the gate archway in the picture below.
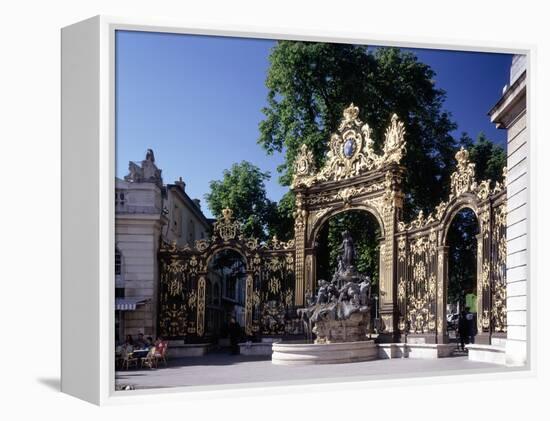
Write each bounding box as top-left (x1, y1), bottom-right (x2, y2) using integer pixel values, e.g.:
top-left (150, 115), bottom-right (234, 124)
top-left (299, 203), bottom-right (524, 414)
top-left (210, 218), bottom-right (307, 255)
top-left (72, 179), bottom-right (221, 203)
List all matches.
top-left (291, 104), bottom-right (406, 337)
top-left (205, 248), bottom-right (247, 338)
top-left (395, 147), bottom-right (507, 344)
top-left (158, 208), bottom-right (297, 341)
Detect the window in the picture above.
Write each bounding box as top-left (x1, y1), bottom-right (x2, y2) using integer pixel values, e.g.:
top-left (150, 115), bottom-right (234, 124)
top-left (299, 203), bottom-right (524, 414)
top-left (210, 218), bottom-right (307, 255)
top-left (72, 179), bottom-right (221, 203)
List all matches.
top-left (115, 249), bottom-right (122, 276)
top-left (188, 219), bottom-right (195, 244)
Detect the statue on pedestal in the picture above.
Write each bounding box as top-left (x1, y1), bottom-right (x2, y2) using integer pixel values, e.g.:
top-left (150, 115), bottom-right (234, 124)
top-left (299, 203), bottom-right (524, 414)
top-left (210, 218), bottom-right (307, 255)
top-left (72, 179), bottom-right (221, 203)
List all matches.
top-left (299, 231), bottom-right (372, 343)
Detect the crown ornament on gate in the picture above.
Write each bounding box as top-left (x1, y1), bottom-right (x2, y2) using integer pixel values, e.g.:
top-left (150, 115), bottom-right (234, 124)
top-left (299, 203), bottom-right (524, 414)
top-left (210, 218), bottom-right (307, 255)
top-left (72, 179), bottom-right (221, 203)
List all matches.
top-left (291, 103), bottom-right (406, 188)
top-left (212, 207), bottom-right (240, 242)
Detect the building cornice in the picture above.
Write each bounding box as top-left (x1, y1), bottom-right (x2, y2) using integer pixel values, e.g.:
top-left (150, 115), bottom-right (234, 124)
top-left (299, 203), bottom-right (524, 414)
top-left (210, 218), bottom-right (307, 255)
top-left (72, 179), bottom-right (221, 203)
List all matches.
top-left (488, 70), bottom-right (527, 129)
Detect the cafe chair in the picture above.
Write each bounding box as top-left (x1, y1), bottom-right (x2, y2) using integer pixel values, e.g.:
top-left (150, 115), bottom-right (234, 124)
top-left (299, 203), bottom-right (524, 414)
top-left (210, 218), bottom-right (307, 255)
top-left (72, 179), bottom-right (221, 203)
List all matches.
top-left (141, 346), bottom-right (157, 369)
top-left (120, 347), bottom-right (139, 370)
top-left (155, 342), bottom-right (168, 367)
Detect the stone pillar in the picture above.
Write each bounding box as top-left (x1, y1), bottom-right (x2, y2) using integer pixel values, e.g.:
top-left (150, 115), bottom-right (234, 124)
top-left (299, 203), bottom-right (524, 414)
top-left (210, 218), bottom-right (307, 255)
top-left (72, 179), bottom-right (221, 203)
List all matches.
top-left (293, 193), bottom-right (307, 306)
top-left (304, 251), bottom-right (316, 300)
top-left (476, 231), bottom-right (491, 345)
top-left (489, 56), bottom-right (527, 365)
top-left (436, 246), bottom-right (449, 344)
top-left (378, 167), bottom-right (404, 341)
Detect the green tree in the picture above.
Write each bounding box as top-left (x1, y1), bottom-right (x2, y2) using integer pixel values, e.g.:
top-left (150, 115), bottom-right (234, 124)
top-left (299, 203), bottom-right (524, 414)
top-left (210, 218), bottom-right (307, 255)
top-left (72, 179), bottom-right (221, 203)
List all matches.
top-left (205, 161), bottom-right (277, 241)
top-left (316, 211), bottom-right (381, 289)
top-left (459, 131), bottom-right (506, 183)
top-left (259, 43), bottom-right (458, 220)
top-left (447, 208), bottom-right (479, 306)
top-left (259, 42), bottom-right (459, 275)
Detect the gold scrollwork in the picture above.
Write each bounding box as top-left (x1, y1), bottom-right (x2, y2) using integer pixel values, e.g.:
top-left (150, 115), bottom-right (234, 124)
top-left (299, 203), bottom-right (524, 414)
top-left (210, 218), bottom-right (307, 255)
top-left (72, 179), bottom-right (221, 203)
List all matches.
top-left (245, 274), bottom-right (254, 336)
top-left (481, 310), bottom-right (490, 330)
top-left (268, 277), bottom-right (281, 294)
top-left (398, 277), bottom-right (406, 301)
top-left (196, 276), bottom-right (206, 336)
top-left (292, 104), bottom-right (406, 188)
top-left (482, 262), bottom-right (490, 290)
top-left (187, 290), bottom-right (197, 310)
top-left (398, 236), bottom-right (406, 262)
top-left (212, 208), bottom-right (240, 241)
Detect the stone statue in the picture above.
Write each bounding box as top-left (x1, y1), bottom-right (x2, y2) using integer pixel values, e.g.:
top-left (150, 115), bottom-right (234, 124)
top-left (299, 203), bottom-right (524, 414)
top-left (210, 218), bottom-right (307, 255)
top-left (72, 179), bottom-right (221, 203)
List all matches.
top-left (340, 230), bottom-right (356, 271)
top-left (124, 161), bottom-right (143, 183)
top-left (145, 148), bottom-right (155, 163)
top-left (124, 149), bottom-right (163, 186)
top-left (300, 231), bottom-right (372, 343)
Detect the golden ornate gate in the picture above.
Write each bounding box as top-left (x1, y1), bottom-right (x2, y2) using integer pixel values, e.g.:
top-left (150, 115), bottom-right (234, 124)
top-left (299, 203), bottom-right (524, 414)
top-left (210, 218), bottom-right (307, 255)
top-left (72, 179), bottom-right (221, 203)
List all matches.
top-left (158, 103), bottom-right (508, 344)
top-left (158, 209), bottom-right (296, 340)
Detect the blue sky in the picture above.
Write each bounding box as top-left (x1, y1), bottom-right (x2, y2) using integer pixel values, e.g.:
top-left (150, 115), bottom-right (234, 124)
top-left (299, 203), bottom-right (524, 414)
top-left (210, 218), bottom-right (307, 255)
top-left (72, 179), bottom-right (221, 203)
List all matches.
top-left (115, 31), bottom-right (512, 218)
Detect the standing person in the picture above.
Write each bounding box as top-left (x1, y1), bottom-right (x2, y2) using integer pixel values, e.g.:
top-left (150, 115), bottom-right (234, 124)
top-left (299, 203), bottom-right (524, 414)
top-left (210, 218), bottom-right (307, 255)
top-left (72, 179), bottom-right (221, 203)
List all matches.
top-left (228, 317), bottom-right (241, 355)
top-left (457, 309), bottom-right (469, 351)
top-left (464, 306), bottom-right (476, 345)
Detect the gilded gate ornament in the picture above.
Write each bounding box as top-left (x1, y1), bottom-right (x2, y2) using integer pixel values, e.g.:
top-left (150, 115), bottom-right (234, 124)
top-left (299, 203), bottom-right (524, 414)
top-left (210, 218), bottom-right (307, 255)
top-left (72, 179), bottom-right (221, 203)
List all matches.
top-left (294, 144), bottom-right (316, 179)
top-left (399, 147), bottom-right (504, 232)
top-left (196, 276), bottom-right (206, 336)
top-left (451, 147), bottom-right (477, 196)
top-left (213, 208), bottom-right (240, 241)
top-left (292, 104), bottom-right (406, 188)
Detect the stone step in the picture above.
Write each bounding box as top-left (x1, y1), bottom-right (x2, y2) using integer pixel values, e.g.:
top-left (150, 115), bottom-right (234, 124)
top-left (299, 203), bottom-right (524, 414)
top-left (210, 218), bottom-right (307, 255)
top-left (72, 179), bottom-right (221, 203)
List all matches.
top-left (466, 344), bottom-right (506, 365)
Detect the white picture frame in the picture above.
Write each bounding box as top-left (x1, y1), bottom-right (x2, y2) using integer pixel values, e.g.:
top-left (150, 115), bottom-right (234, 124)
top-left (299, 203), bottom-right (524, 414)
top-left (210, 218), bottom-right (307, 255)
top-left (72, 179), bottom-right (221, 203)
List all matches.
top-left (61, 15), bottom-right (532, 405)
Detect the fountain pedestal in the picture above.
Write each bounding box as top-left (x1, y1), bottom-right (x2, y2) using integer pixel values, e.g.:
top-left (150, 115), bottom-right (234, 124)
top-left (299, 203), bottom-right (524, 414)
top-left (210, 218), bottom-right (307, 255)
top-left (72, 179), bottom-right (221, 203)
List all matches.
top-left (313, 312), bottom-right (370, 344)
top-left (272, 340), bottom-right (378, 365)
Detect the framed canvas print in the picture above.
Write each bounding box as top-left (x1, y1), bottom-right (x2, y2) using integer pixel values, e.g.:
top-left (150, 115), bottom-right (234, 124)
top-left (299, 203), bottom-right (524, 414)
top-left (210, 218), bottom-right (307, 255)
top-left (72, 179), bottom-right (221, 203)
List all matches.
top-left (61, 15), bottom-right (531, 405)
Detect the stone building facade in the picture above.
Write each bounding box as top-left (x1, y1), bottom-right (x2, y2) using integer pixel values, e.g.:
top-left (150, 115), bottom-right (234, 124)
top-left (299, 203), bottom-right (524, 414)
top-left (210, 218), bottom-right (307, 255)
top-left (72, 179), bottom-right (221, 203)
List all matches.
top-left (115, 150), bottom-right (211, 342)
top-left (489, 54), bottom-right (528, 366)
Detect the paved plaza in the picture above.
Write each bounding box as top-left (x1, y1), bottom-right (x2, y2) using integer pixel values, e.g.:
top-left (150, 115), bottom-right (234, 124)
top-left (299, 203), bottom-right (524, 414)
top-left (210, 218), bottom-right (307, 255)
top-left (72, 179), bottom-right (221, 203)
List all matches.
top-left (115, 353), bottom-right (510, 390)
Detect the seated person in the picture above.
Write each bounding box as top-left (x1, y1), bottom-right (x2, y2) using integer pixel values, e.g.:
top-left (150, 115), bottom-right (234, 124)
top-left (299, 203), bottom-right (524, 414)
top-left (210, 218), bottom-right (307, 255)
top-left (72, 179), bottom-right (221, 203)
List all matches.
top-left (122, 334), bottom-right (134, 352)
top-left (155, 337), bottom-right (166, 353)
top-left (134, 333), bottom-right (147, 349)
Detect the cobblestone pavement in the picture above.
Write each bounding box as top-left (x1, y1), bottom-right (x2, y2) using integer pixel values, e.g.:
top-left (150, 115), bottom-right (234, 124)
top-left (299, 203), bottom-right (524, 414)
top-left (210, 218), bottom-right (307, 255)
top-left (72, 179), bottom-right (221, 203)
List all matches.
top-left (115, 353), bottom-right (510, 390)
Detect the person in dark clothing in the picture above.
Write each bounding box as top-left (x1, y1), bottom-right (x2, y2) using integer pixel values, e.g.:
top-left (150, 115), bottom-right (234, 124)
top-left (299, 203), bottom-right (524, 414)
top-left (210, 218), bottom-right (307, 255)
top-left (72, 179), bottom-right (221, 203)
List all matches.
top-left (464, 306), bottom-right (477, 344)
top-left (228, 317), bottom-right (241, 355)
top-left (457, 309), bottom-right (469, 351)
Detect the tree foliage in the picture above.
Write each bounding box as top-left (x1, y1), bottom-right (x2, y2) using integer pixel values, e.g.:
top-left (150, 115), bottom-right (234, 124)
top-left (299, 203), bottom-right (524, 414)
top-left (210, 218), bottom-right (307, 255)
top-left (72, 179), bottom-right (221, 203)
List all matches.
top-left (459, 132), bottom-right (507, 183)
top-left (447, 208), bottom-right (479, 305)
top-left (206, 44), bottom-right (507, 285)
top-left (259, 42), bottom-right (459, 221)
top-left (316, 211), bottom-right (381, 290)
top-left (205, 161), bottom-right (277, 241)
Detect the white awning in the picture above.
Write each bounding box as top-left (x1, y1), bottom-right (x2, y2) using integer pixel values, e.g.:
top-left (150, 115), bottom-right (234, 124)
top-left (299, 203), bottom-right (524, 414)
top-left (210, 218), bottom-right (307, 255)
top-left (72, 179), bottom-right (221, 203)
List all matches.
top-left (115, 297), bottom-right (148, 311)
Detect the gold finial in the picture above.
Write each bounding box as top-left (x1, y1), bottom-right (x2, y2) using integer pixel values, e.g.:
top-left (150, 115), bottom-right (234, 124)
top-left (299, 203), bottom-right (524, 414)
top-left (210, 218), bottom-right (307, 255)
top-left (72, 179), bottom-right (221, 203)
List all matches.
top-left (455, 147), bottom-right (470, 167)
top-left (221, 208), bottom-right (233, 221)
top-left (343, 103), bottom-right (360, 121)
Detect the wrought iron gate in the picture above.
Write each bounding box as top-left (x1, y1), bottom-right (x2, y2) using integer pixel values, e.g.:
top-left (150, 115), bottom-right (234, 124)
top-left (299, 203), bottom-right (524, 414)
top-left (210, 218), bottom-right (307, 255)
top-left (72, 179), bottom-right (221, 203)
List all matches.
top-left (158, 103), bottom-right (508, 344)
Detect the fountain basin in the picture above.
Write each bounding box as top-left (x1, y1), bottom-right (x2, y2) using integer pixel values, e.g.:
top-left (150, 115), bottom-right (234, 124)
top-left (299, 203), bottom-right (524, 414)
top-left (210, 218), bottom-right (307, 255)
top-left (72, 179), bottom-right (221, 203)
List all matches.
top-left (272, 340), bottom-right (378, 365)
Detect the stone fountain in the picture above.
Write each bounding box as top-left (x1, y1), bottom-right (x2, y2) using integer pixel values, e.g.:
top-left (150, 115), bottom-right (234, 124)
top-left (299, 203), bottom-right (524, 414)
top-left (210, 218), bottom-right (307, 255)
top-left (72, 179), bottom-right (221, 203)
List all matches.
top-left (272, 231), bottom-right (378, 365)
